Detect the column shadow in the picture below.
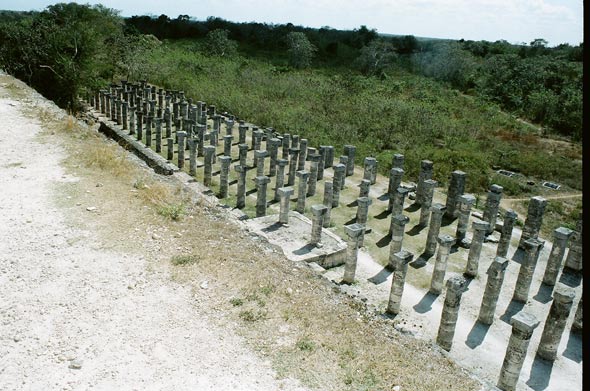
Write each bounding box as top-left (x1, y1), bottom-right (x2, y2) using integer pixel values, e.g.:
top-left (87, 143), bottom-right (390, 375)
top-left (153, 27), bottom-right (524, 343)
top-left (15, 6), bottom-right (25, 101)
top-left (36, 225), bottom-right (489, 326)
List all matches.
top-left (562, 331), bottom-right (582, 363)
top-left (405, 203), bottom-right (420, 212)
top-left (344, 217), bottom-right (358, 225)
top-left (499, 299), bottom-right (525, 324)
top-left (375, 234), bottom-right (391, 248)
top-left (246, 188), bottom-right (257, 196)
top-left (228, 180), bottom-right (237, 186)
top-left (512, 247), bottom-right (525, 264)
top-left (347, 200), bottom-right (358, 207)
top-left (409, 252), bottom-right (433, 269)
top-left (367, 267), bottom-right (392, 285)
top-left (378, 193), bottom-right (389, 201)
top-left (465, 320), bottom-right (491, 349)
top-left (533, 283), bottom-right (554, 304)
top-left (441, 215), bottom-right (456, 227)
top-left (261, 222), bottom-right (283, 233)
top-left (293, 243), bottom-right (315, 255)
top-left (406, 224), bottom-right (425, 236)
top-left (558, 268), bottom-right (582, 288)
top-left (413, 291), bottom-right (439, 313)
top-left (525, 355), bottom-right (554, 391)
top-left (374, 209), bottom-right (391, 220)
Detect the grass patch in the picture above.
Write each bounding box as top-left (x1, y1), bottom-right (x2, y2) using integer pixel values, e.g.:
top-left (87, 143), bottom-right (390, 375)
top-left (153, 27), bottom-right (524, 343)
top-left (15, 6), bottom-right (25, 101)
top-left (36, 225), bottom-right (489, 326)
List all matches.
top-left (296, 336), bottom-right (316, 352)
top-left (171, 254), bottom-right (199, 266)
top-left (229, 297), bottom-right (244, 306)
top-left (239, 309), bottom-right (267, 322)
top-left (157, 202), bottom-right (186, 221)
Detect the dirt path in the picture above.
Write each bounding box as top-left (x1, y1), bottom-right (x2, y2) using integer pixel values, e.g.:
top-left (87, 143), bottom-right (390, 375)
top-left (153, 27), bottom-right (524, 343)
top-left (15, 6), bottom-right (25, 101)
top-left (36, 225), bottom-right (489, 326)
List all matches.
top-left (0, 76), bottom-right (307, 390)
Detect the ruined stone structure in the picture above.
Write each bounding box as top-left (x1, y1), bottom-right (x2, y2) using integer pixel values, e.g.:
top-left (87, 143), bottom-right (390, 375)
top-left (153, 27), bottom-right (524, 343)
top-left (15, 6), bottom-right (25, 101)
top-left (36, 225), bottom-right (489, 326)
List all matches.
top-left (386, 250), bottom-right (414, 315)
top-left (445, 170), bottom-right (466, 219)
top-left (436, 275), bottom-right (468, 351)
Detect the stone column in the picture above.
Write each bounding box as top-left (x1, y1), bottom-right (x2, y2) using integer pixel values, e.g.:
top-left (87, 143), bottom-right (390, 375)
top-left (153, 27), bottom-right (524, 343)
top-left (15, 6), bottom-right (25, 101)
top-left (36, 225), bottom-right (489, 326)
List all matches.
top-left (332, 164), bottom-right (346, 208)
top-left (419, 179), bottom-right (437, 227)
top-left (287, 148), bottom-right (300, 186)
top-left (225, 118), bottom-right (235, 135)
top-left (513, 238), bottom-right (544, 302)
top-left (478, 256), bottom-right (509, 325)
top-left (278, 187), bottom-right (294, 224)
top-left (223, 135), bottom-right (233, 157)
top-left (121, 101), bottom-right (128, 130)
top-left (430, 235), bottom-right (456, 294)
top-left (415, 160), bottom-right (434, 205)
top-left (238, 143), bottom-right (249, 168)
top-left (322, 182), bottom-right (333, 228)
top-left (564, 216), bottom-right (582, 272)
top-left (209, 129), bottom-right (219, 147)
top-left (436, 275), bottom-right (468, 351)
top-left (358, 179), bottom-right (371, 198)
top-left (203, 146), bottom-right (216, 187)
top-left (219, 156), bottom-right (231, 198)
top-left (164, 108), bottom-right (171, 138)
top-left (255, 150), bottom-right (269, 177)
top-left (482, 184), bottom-right (503, 235)
top-left (387, 168), bottom-right (404, 212)
top-left (455, 194), bottom-right (476, 246)
top-left (253, 129), bottom-right (264, 153)
top-left (324, 145), bottom-right (334, 168)
top-left (188, 138), bottom-right (197, 176)
top-left (356, 197), bottom-right (372, 247)
top-left (238, 123), bottom-right (248, 145)
top-left (496, 209), bottom-right (518, 258)
top-left (464, 221), bottom-right (490, 278)
top-left (296, 170), bottom-right (310, 214)
top-left (155, 118), bottom-right (162, 153)
top-left (129, 106), bottom-right (136, 135)
top-left (297, 139), bottom-right (308, 171)
top-left (177, 131), bottom-right (186, 169)
top-left (386, 250), bottom-right (414, 315)
top-left (343, 145), bottom-right (356, 176)
top-left (212, 114), bottom-right (221, 132)
top-left (145, 115), bottom-right (153, 147)
top-left (281, 133), bottom-right (290, 159)
top-left (342, 223), bottom-right (365, 284)
top-left (536, 284), bottom-right (575, 361)
top-left (388, 215), bottom-right (409, 265)
top-left (235, 165), bottom-right (247, 209)
top-left (317, 147), bottom-right (326, 181)
top-left (135, 111), bottom-right (143, 141)
top-left (424, 203), bottom-right (446, 256)
top-left (518, 196), bottom-right (547, 249)
top-left (391, 187), bottom-right (410, 218)
top-left (196, 124), bottom-right (205, 157)
top-left (542, 227), bottom-right (574, 286)
top-left (306, 153), bottom-right (320, 196)
top-left (445, 170), bottom-right (466, 218)
top-left (392, 153), bottom-right (404, 169)
top-left (309, 205), bottom-right (328, 246)
top-left (338, 156), bottom-right (348, 188)
top-left (166, 138), bottom-right (174, 161)
top-left (274, 159), bottom-right (288, 201)
top-left (497, 311), bottom-right (540, 391)
top-left (268, 138), bottom-right (280, 177)
top-left (254, 176), bottom-right (270, 217)
top-left (363, 157), bottom-right (377, 185)
top-left (572, 297), bottom-right (582, 332)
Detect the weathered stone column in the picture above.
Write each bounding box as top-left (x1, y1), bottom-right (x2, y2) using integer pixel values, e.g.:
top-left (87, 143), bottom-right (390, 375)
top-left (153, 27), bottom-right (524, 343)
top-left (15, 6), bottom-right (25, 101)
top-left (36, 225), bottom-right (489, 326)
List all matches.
top-left (225, 118), bottom-right (235, 135)
top-left (121, 101), bottom-right (128, 130)
top-left (497, 311), bottom-right (540, 391)
top-left (424, 203), bottom-right (446, 256)
top-left (287, 148), bottom-right (300, 186)
top-left (455, 194), bottom-right (476, 246)
top-left (358, 179), bottom-right (371, 198)
top-left (254, 176), bottom-right (270, 217)
top-left (212, 114), bottom-right (221, 132)
top-left (363, 157), bottom-right (377, 185)
top-left (238, 143), bottom-right (249, 168)
top-left (219, 156), bottom-right (231, 198)
top-left (386, 250), bottom-right (414, 315)
top-left (518, 196), bottom-right (547, 249)
top-left (317, 147), bottom-right (326, 181)
top-left (115, 98), bottom-right (121, 124)
top-left (306, 153), bottom-right (320, 196)
top-left (166, 138), bottom-right (174, 161)
top-left (388, 215), bottom-right (409, 264)
top-left (291, 134), bottom-right (299, 149)
top-left (513, 238), bottom-right (544, 302)
top-left (445, 170), bottom-right (466, 218)
top-left (356, 196), bottom-right (372, 247)
top-left (343, 145), bottom-right (356, 176)
top-left (392, 153), bottom-right (404, 169)
top-left (253, 129), bottom-right (264, 153)
top-left (278, 187), bottom-right (294, 224)
top-left (338, 156), bottom-right (348, 188)
top-left (203, 146), bottom-right (216, 187)
top-left (209, 129), bottom-right (219, 147)
top-left (430, 234), bottom-right (456, 294)
top-left (135, 111), bottom-right (143, 141)
top-left (542, 227), bottom-right (574, 286)
top-left (223, 135), bottom-right (233, 157)
top-left (572, 297), bottom-right (583, 332)
top-left (145, 115), bottom-right (153, 147)
top-left (496, 209), bottom-right (518, 257)
top-left (322, 182), bottom-right (333, 228)
top-left (415, 160), bottom-right (434, 205)
top-left (309, 205), bottom-right (328, 247)
top-left (324, 145), bottom-right (334, 168)
top-left (196, 124), bottom-right (206, 157)
top-left (274, 159), bottom-right (288, 202)
top-left (536, 284), bottom-right (575, 361)
top-left (281, 133), bottom-right (290, 159)
top-left (387, 168), bottom-right (404, 212)
top-left (478, 256), bottom-right (509, 325)
top-left (177, 131), bottom-right (186, 169)
top-left (188, 138), bottom-right (197, 176)
top-left (155, 118), bottom-right (162, 153)
top-left (296, 170), bottom-right (310, 214)
top-left (564, 216), bottom-right (582, 272)
top-left (238, 123), bottom-right (248, 145)
top-left (436, 275), bottom-right (468, 351)
top-left (164, 109), bottom-right (171, 138)
top-left (391, 187), bottom-right (410, 218)
top-left (482, 184), bottom-right (503, 235)
top-left (129, 106), bottom-right (136, 135)
top-left (332, 164), bottom-right (346, 207)
top-left (464, 221), bottom-right (490, 278)
top-left (342, 223), bottom-right (365, 284)
top-left (255, 150), bottom-right (269, 177)
top-left (235, 165), bottom-right (247, 209)
top-left (268, 138), bottom-right (280, 177)
top-left (419, 179), bottom-right (437, 227)
top-left (297, 138), bottom-right (308, 171)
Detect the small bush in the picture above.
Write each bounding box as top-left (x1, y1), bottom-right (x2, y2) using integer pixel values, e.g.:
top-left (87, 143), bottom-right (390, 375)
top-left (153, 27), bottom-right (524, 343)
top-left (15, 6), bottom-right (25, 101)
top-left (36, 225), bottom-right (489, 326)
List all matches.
top-left (158, 203), bottom-right (185, 221)
top-left (171, 254), bottom-right (198, 265)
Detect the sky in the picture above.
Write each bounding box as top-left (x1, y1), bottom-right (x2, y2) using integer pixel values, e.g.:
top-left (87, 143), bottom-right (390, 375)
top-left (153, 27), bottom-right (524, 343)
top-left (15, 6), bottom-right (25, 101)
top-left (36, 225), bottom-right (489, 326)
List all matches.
top-left (1, 0), bottom-right (583, 46)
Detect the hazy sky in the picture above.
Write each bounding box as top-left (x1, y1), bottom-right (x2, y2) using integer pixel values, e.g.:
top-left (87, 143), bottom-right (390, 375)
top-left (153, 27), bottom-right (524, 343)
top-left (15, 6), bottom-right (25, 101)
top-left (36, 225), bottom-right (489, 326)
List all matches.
top-left (2, 0), bottom-right (583, 46)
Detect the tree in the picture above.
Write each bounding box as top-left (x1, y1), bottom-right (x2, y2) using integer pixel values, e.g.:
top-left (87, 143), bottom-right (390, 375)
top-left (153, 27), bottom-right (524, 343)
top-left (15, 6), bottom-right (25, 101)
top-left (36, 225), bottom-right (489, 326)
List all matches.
top-left (203, 29), bottom-right (237, 57)
top-left (355, 39), bottom-right (397, 75)
top-left (286, 31), bottom-right (316, 68)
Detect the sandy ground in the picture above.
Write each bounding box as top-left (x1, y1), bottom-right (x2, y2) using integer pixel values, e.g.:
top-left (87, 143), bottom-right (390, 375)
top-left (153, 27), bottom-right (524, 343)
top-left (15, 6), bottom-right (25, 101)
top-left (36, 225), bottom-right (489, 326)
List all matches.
top-left (0, 76), bottom-right (308, 390)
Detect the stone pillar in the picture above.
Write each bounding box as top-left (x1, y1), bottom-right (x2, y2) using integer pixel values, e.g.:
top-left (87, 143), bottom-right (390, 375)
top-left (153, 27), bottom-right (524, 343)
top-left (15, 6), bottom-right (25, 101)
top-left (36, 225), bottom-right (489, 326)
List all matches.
top-left (281, 133), bottom-right (290, 159)
top-left (254, 176), bottom-right (270, 217)
top-left (386, 250), bottom-right (414, 315)
top-left (121, 101), bottom-right (128, 130)
top-left (482, 184), bottom-right (503, 235)
top-left (497, 311), bottom-right (540, 391)
top-left (287, 148), bottom-right (300, 186)
top-left (518, 196), bottom-right (547, 249)
top-left (306, 153), bottom-right (320, 196)
top-left (238, 143), bottom-right (249, 168)
top-left (166, 138), bottom-right (174, 161)
top-left (278, 187), bottom-right (294, 224)
top-left (135, 111), bottom-right (143, 141)
top-left (388, 214), bottom-right (410, 269)
top-left (238, 123), bottom-right (248, 145)
top-left (324, 145), bottom-right (334, 168)
top-left (322, 182), bottom-right (333, 228)
top-left (145, 115), bottom-right (152, 147)
top-left (225, 118), bottom-right (235, 135)
top-left (209, 129), bottom-right (219, 147)
top-left (188, 138), bottom-right (197, 176)
top-left (203, 146), bottom-right (216, 187)
top-left (253, 129), bottom-right (264, 153)
top-left (338, 156), bottom-right (348, 188)
top-left (155, 118), bottom-right (162, 153)
top-left (478, 256), bottom-right (509, 325)
top-left (430, 235), bottom-right (456, 294)
top-left (424, 203), bottom-right (446, 256)
top-left (317, 147), bottom-right (326, 181)
top-left (223, 135), bottom-right (233, 157)
top-left (296, 170), bottom-right (310, 214)
top-left (255, 150), bottom-right (269, 177)
top-left (392, 153), bottom-right (404, 169)
top-left (391, 187), bottom-right (410, 218)
top-left (387, 168), bottom-right (404, 212)
top-left (177, 131), bottom-right (186, 169)
top-left (419, 179), bottom-right (437, 227)
top-left (309, 205), bottom-right (328, 247)
top-left (536, 284), bottom-right (575, 361)
top-left (164, 108), bottom-right (171, 138)
top-left (356, 197), bottom-right (372, 247)
top-left (297, 139), bottom-right (308, 171)
top-left (212, 114), bottom-right (221, 132)
top-left (274, 159), bottom-right (288, 202)
top-left (415, 160), bottom-right (434, 205)
top-left (196, 124), bottom-right (205, 157)
top-left (343, 145), bottom-right (356, 176)
top-left (358, 179), bottom-right (371, 198)
top-left (564, 216), bottom-right (582, 272)
top-left (363, 157), bottom-right (377, 185)
top-left (436, 275), bottom-right (468, 351)
top-left (342, 223), bottom-right (366, 284)
top-left (464, 221), bottom-right (490, 278)
top-left (496, 209), bottom-right (518, 258)
top-left (513, 238), bottom-right (544, 302)
top-left (268, 138), bottom-right (280, 177)
top-left (542, 227), bottom-right (574, 286)
top-left (572, 297), bottom-right (582, 332)
top-left (445, 170), bottom-right (466, 218)
top-left (332, 164), bottom-right (346, 207)
top-left (129, 106), bottom-right (136, 135)
top-left (455, 194), bottom-right (476, 246)
top-left (219, 156), bottom-right (231, 198)
top-left (235, 165), bottom-right (247, 209)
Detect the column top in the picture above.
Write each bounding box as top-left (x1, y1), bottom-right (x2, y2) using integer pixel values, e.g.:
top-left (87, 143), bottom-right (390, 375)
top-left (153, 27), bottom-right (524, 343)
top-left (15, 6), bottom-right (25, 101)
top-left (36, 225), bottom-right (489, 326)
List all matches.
top-left (487, 256), bottom-right (509, 277)
top-left (452, 170), bottom-right (466, 176)
top-left (553, 283), bottom-right (576, 304)
top-left (489, 184), bottom-right (504, 194)
top-left (345, 223), bottom-right (365, 238)
top-left (504, 209), bottom-right (518, 219)
top-left (255, 150), bottom-right (269, 157)
top-left (430, 203), bottom-right (446, 214)
top-left (391, 214), bottom-right (410, 225)
top-left (277, 186), bottom-right (294, 197)
top-left (459, 193), bottom-right (476, 204)
top-left (277, 159), bottom-right (289, 166)
top-left (334, 164), bottom-right (346, 172)
top-left (311, 204), bottom-right (328, 216)
top-left (219, 156), bottom-right (232, 164)
top-left (554, 226), bottom-right (574, 239)
top-left (437, 234), bottom-right (456, 246)
top-left (390, 167), bottom-right (404, 175)
top-left (357, 196), bottom-right (373, 206)
top-left (423, 179), bottom-right (438, 187)
top-left (296, 170), bottom-right (310, 178)
top-left (364, 157), bottom-right (377, 165)
top-left (472, 220), bottom-right (490, 231)
top-left (392, 249), bottom-right (414, 264)
top-left (254, 175), bottom-right (271, 184)
top-left (510, 311), bottom-right (540, 332)
top-left (446, 275), bottom-right (468, 293)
